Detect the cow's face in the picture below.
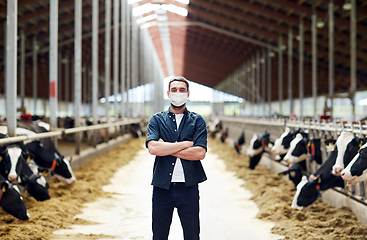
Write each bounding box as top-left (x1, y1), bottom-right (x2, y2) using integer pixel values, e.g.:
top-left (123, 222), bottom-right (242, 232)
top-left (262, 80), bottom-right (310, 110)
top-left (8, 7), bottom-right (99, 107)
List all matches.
top-left (0, 146), bottom-right (24, 183)
top-left (54, 156), bottom-right (76, 184)
top-left (332, 132), bottom-right (357, 175)
top-left (0, 181), bottom-right (29, 220)
top-left (284, 134), bottom-right (309, 164)
top-left (291, 176), bottom-right (319, 210)
top-left (272, 128), bottom-right (291, 155)
top-left (247, 134), bottom-right (263, 157)
top-left (341, 143), bottom-right (367, 185)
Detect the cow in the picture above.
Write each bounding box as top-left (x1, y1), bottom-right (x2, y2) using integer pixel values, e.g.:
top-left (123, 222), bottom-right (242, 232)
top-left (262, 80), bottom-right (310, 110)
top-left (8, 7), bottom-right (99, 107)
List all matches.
top-left (278, 161), bottom-right (308, 189)
top-left (25, 140), bottom-right (76, 184)
top-left (246, 132), bottom-right (272, 169)
top-left (291, 132), bottom-right (363, 210)
top-left (19, 158), bottom-right (50, 201)
top-left (271, 127), bottom-right (300, 161)
top-left (220, 127), bottom-right (228, 143)
top-left (283, 133), bottom-right (322, 165)
top-left (1, 123), bottom-right (76, 185)
top-left (0, 174), bottom-right (29, 220)
top-left (341, 142), bottom-right (367, 185)
top-left (291, 150), bottom-right (344, 210)
top-left (208, 119), bottom-right (222, 139)
top-left (234, 131), bottom-right (245, 154)
top-left (329, 131), bottom-right (365, 176)
top-left (130, 123), bottom-right (145, 138)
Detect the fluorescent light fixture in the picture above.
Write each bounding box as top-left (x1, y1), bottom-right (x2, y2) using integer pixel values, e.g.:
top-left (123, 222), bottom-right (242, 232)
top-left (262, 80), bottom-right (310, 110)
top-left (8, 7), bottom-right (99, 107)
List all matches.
top-left (343, 1), bottom-right (351, 10)
top-left (132, 3), bottom-right (160, 16)
top-left (175, 0), bottom-right (190, 4)
top-left (161, 4), bottom-right (188, 16)
top-left (136, 14), bottom-right (158, 24)
top-left (316, 20), bottom-right (325, 28)
top-left (128, 0), bottom-right (143, 4)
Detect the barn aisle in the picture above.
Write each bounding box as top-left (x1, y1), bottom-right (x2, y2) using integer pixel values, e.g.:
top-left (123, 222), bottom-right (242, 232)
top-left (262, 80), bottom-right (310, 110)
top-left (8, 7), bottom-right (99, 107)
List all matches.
top-left (52, 145), bottom-right (284, 240)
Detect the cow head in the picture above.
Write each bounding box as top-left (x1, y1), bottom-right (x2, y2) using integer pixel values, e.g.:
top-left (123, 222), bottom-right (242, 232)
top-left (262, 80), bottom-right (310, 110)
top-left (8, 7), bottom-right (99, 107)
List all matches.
top-left (332, 131), bottom-right (362, 176)
top-left (25, 141), bottom-right (76, 184)
top-left (21, 160), bottom-right (50, 201)
top-left (284, 133), bottom-right (310, 164)
top-left (0, 176), bottom-right (29, 220)
top-left (0, 144), bottom-right (28, 183)
top-left (247, 132), bottom-right (270, 157)
top-left (272, 127), bottom-right (299, 155)
top-left (278, 162), bottom-right (307, 189)
top-left (291, 175), bottom-right (321, 210)
top-left (53, 154), bottom-right (76, 184)
top-left (341, 142), bottom-right (367, 185)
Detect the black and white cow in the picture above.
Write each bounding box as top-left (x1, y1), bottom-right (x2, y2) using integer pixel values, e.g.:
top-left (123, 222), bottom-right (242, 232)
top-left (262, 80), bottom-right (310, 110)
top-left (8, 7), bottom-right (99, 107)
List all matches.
top-left (19, 158), bottom-right (50, 201)
top-left (246, 132), bottom-right (272, 169)
top-left (234, 131), bottom-right (245, 154)
top-left (331, 131), bottom-right (365, 176)
top-left (0, 132), bottom-right (50, 201)
top-left (291, 132), bottom-right (363, 209)
top-left (1, 124), bottom-right (76, 184)
top-left (283, 133), bottom-right (322, 165)
top-left (341, 142), bottom-right (367, 185)
top-left (0, 174), bottom-right (29, 220)
top-left (208, 119), bottom-right (222, 139)
top-left (271, 127), bottom-right (299, 161)
top-left (278, 161), bottom-right (308, 189)
top-left (25, 140), bottom-right (76, 184)
top-left (291, 150), bottom-right (344, 210)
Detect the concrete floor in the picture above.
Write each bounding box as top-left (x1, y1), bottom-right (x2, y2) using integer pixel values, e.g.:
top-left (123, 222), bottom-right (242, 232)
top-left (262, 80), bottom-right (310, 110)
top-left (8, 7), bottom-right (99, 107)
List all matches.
top-left (53, 145), bottom-right (284, 240)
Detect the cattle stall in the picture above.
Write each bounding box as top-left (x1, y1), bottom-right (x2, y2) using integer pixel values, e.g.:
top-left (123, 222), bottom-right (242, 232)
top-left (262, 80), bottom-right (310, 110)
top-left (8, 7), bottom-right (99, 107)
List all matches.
top-left (216, 116), bottom-right (367, 224)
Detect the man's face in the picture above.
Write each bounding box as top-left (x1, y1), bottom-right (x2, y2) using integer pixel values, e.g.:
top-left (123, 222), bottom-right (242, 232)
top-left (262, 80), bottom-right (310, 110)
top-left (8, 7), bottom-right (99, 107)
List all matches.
top-left (167, 81), bottom-right (190, 97)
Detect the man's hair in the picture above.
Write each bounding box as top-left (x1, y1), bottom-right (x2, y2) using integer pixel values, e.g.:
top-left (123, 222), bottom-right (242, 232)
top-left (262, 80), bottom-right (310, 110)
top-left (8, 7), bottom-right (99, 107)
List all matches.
top-left (168, 76), bottom-right (189, 91)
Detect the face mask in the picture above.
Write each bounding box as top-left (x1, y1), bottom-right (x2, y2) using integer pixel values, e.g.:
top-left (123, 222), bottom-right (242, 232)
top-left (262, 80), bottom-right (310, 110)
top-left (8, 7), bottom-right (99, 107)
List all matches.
top-left (169, 92), bottom-right (188, 107)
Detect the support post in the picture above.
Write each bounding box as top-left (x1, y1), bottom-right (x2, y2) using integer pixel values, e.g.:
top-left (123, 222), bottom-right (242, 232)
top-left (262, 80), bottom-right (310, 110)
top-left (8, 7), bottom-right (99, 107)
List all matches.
top-left (6, 0), bottom-right (18, 137)
top-left (74, 0), bottom-right (82, 154)
top-left (312, 9), bottom-right (318, 120)
top-left (92, 0), bottom-right (99, 147)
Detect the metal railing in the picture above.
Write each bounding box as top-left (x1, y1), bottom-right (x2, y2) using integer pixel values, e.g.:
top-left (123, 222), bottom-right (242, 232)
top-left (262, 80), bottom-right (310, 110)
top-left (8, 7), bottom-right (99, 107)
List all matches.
top-left (0, 118), bottom-right (142, 145)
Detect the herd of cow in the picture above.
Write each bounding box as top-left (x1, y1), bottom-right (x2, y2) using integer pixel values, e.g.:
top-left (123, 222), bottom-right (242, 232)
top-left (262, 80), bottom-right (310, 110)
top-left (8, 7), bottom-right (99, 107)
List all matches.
top-left (0, 120), bottom-right (77, 220)
top-left (208, 119), bottom-right (367, 212)
top-left (0, 117), bottom-right (145, 221)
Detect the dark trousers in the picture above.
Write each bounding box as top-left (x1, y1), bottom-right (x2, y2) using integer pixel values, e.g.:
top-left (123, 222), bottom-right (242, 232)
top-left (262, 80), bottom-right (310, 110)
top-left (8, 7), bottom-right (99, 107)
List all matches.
top-left (152, 183), bottom-right (200, 240)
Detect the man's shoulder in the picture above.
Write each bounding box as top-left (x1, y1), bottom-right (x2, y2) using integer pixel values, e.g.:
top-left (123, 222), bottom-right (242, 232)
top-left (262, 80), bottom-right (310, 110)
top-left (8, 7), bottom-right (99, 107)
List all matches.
top-left (150, 110), bottom-right (169, 119)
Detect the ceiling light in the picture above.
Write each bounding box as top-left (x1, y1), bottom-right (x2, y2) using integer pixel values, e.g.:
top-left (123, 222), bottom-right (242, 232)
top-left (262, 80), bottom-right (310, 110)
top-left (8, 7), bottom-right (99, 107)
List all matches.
top-left (175, 0), bottom-right (190, 4)
top-left (132, 3), bottom-right (160, 16)
top-left (343, 0), bottom-right (351, 10)
top-left (316, 20), bottom-right (325, 28)
top-left (161, 4), bottom-right (188, 16)
top-left (136, 14), bottom-right (158, 24)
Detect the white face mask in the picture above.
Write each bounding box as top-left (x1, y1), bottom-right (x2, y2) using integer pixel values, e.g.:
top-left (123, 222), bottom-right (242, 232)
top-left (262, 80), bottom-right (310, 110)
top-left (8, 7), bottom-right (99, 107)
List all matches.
top-left (169, 92), bottom-right (188, 107)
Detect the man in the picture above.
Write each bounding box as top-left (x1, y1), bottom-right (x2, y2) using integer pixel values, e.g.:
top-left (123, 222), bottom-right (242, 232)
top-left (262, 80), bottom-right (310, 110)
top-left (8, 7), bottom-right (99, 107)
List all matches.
top-left (146, 76), bottom-right (207, 240)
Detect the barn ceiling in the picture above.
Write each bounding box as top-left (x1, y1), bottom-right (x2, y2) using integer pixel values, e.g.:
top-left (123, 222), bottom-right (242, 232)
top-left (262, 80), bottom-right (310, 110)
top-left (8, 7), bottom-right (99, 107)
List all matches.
top-left (0, 0), bottom-right (366, 102)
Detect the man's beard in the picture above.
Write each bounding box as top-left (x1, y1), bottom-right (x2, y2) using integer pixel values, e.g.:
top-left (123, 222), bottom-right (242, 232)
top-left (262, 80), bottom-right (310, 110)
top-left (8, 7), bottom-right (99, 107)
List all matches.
top-left (171, 103), bottom-right (186, 110)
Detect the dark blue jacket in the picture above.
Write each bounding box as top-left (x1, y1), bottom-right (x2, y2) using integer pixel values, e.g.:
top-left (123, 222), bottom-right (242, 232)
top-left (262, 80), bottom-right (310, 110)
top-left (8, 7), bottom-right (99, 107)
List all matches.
top-left (146, 107), bottom-right (207, 190)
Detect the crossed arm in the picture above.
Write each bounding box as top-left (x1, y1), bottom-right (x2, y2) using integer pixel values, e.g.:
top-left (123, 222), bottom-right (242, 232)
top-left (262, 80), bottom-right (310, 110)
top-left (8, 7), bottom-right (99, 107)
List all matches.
top-left (147, 139), bottom-right (206, 161)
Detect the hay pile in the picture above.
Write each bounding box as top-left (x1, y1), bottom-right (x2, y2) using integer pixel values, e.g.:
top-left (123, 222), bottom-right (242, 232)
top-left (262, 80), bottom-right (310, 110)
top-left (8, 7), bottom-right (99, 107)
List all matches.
top-left (208, 138), bottom-right (367, 240)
